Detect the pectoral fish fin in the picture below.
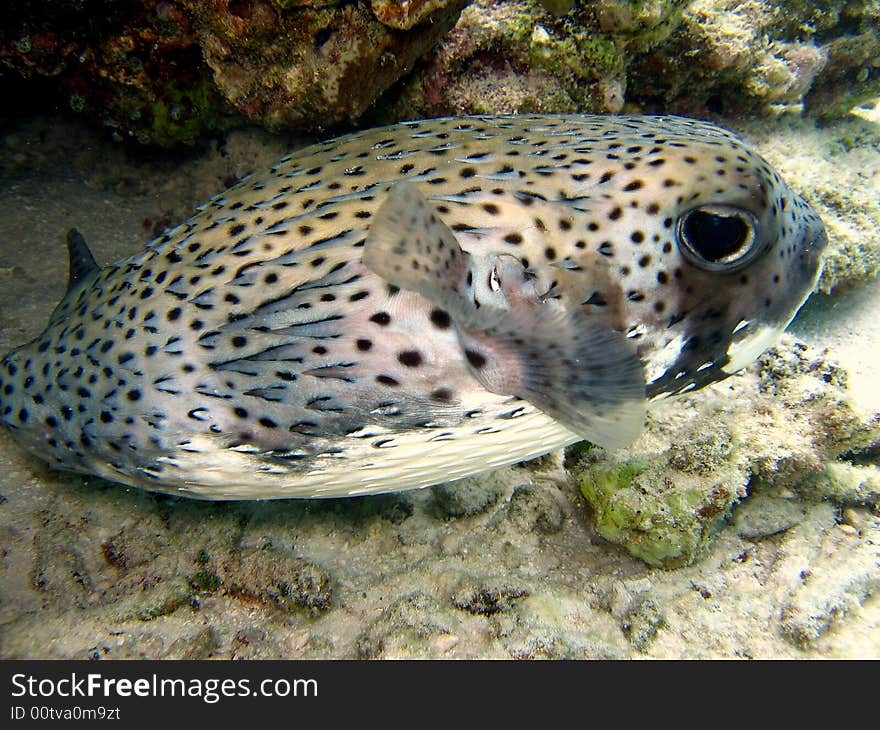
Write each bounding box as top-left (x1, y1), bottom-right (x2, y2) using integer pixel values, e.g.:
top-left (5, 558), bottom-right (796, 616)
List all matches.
top-left (364, 182), bottom-right (646, 450)
top-left (363, 182), bottom-right (474, 323)
top-left (458, 306), bottom-right (646, 450)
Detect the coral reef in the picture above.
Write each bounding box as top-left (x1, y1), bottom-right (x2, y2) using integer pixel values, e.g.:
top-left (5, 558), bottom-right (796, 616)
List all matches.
top-left (0, 1), bottom-right (222, 145)
top-left (194, 0), bottom-right (465, 131)
top-left (0, 1), bottom-right (465, 144)
top-left (382, 0), bottom-right (880, 123)
top-left (628, 0), bottom-right (880, 118)
top-left (2, 1), bottom-right (878, 144)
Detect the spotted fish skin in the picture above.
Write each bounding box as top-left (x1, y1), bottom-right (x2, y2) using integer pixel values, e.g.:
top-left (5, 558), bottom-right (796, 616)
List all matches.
top-left (0, 115), bottom-right (826, 499)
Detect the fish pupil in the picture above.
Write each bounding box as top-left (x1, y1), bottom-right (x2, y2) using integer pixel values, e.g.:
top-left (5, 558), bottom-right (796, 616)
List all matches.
top-left (679, 208), bottom-right (753, 265)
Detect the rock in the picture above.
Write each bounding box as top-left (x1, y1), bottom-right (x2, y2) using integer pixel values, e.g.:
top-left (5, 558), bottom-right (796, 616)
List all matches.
top-left (622, 594), bottom-right (666, 652)
top-left (451, 578), bottom-right (529, 615)
top-left (431, 475), bottom-right (505, 518)
top-left (797, 463), bottom-right (880, 509)
top-left (356, 592), bottom-right (462, 658)
top-left (195, 0), bottom-right (466, 131)
top-left (780, 517), bottom-right (880, 647)
top-left (504, 483), bottom-right (565, 534)
top-left (107, 577), bottom-right (192, 622)
top-left (0, 1), bottom-right (466, 144)
top-left (370, 0), bottom-right (460, 30)
top-left (733, 491), bottom-right (808, 539)
top-left (805, 27), bottom-right (880, 119)
top-left (220, 547), bottom-right (334, 613)
top-left (167, 627), bottom-right (221, 659)
top-left (499, 590), bottom-right (629, 659)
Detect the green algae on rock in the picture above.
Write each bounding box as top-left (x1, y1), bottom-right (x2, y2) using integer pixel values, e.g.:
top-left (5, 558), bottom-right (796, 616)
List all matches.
top-left (573, 454), bottom-right (742, 568)
top-left (383, 0), bottom-right (681, 118)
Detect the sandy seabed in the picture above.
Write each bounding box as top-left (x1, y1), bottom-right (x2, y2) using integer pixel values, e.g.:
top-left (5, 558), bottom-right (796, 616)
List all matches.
top-left (0, 108), bottom-right (877, 659)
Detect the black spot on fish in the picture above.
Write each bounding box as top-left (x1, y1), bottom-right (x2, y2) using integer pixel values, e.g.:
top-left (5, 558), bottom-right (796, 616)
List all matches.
top-left (431, 388), bottom-right (453, 403)
top-left (398, 350), bottom-right (423, 367)
top-left (465, 350), bottom-right (487, 369)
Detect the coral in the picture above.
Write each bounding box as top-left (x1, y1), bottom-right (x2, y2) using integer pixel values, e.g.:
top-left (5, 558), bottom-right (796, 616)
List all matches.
top-left (568, 336), bottom-right (880, 568)
top-left (0, 1), bottom-right (224, 145)
top-left (382, 0), bottom-right (668, 119)
top-left (194, 0), bottom-right (465, 131)
top-left (625, 0), bottom-right (879, 118)
top-left (2, 1), bottom-right (877, 143)
top-left (0, 1), bottom-right (466, 144)
top-left (383, 0), bottom-right (880, 124)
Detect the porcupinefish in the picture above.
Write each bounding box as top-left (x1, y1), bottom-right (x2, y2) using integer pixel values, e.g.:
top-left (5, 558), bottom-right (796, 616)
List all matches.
top-left (0, 115), bottom-right (826, 500)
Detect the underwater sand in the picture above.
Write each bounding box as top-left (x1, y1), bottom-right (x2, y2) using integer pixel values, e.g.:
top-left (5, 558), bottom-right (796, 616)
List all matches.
top-left (0, 111), bottom-right (877, 659)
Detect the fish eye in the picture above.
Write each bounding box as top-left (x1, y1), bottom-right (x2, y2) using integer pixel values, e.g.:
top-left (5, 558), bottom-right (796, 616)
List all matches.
top-left (676, 205), bottom-right (761, 272)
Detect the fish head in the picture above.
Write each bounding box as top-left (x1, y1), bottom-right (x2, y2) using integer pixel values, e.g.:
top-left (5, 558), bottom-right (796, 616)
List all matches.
top-left (564, 117), bottom-right (828, 399)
